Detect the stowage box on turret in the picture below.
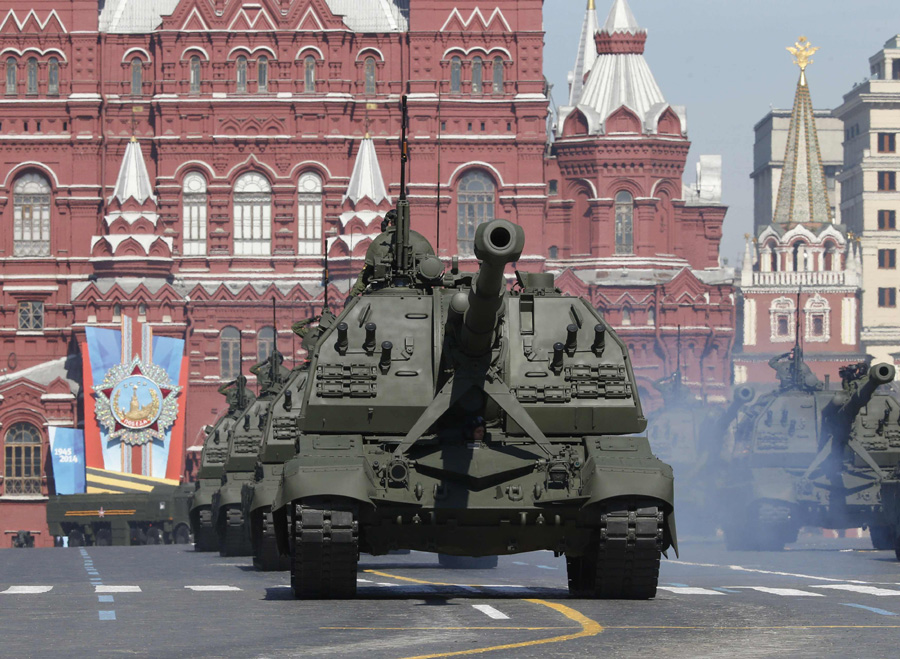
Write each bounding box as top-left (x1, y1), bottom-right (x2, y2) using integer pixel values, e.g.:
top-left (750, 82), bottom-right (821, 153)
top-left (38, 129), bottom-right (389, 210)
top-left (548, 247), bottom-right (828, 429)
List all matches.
top-left (270, 100), bottom-right (676, 600)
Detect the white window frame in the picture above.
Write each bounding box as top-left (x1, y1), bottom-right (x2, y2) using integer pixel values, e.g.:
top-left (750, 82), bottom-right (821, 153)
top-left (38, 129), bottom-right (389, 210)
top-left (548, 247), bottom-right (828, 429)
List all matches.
top-left (182, 172), bottom-right (208, 256)
top-left (233, 173), bottom-right (271, 256)
top-left (297, 172), bottom-right (322, 256)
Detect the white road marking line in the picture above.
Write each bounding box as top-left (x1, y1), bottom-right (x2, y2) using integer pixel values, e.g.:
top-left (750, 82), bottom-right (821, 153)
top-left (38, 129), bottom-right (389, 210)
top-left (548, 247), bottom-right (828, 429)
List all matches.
top-left (811, 585), bottom-right (900, 597)
top-left (472, 604), bottom-right (510, 620)
top-left (2, 586), bottom-right (53, 594)
top-left (184, 585), bottom-right (242, 592)
top-left (657, 586), bottom-right (725, 596)
top-left (376, 582), bottom-right (398, 587)
top-left (674, 560), bottom-right (876, 585)
top-left (536, 565), bottom-right (558, 570)
top-left (512, 561), bottom-right (529, 566)
top-left (95, 585), bottom-right (141, 593)
top-left (357, 578), bottom-right (373, 583)
top-left (737, 587), bottom-right (824, 597)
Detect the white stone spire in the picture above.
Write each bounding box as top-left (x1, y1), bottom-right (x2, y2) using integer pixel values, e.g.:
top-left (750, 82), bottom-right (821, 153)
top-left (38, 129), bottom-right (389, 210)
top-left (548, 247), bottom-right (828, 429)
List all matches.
top-left (110, 137), bottom-right (156, 205)
top-left (601, 0), bottom-right (642, 35)
top-left (343, 135), bottom-right (391, 206)
top-left (567, 0), bottom-right (600, 107)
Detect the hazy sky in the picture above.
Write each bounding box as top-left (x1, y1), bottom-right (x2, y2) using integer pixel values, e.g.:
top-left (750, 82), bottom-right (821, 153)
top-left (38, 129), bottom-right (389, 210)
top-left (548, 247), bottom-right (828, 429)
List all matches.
top-left (542, 0), bottom-right (900, 265)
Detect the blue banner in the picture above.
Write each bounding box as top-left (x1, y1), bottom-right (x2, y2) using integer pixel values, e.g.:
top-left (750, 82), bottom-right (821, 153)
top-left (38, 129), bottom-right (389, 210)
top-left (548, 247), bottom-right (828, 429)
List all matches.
top-left (49, 428), bottom-right (86, 495)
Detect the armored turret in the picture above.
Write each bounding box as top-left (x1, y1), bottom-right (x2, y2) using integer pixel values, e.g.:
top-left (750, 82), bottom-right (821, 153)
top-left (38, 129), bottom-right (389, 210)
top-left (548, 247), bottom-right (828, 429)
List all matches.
top-left (823, 363), bottom-right (896, 442)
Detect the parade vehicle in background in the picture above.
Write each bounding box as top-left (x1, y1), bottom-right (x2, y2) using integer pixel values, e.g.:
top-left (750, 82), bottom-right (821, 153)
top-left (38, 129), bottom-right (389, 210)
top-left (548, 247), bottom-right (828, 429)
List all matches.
top-left (241, 317), bottom-right (322, 571)
top-left (720, 347), bottom-right (897, 551)
top-left (211, 352), bottom-right (292, 557)
top-left (270, 97), bottom-right (677, 600)
top-left (190, 377), bottom-right (255, 551)
top-left (646, 341), bottom-right (736, 536)
top-left (46, 472), bottom-right (193, 546)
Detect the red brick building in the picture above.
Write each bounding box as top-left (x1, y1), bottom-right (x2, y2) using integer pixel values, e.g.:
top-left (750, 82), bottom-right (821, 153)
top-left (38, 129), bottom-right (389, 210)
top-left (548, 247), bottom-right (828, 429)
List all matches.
top-left (0, 0), bottom-right (733, 545)
top-left (547, 0), bottom-right (734, 405)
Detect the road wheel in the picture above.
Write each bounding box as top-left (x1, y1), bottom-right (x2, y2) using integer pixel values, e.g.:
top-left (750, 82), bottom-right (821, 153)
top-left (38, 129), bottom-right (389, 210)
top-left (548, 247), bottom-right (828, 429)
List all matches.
top-left (754, 502), bottom-right (794, 551)
top-left (437, 554), bottom-right (499, 569)
top-left (67, 530), bottom-right (84, 548)
top-left (291, 501), bottom-right (358, 599)
top-left (146, 528), bottom-right (163, 545)
top-left (173, 525), bottom-right (191, 545)
top-left (95, 529), bottom-right (112, 546)
top-left (869, 525), bottom-right (894, 550)
top-left (574, 499), bottom-right (663, 599)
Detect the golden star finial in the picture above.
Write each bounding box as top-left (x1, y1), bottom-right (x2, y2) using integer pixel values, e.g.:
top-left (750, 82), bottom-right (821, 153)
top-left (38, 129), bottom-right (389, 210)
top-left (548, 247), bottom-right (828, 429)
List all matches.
top-left (787, 36), bottom-right (819, 76)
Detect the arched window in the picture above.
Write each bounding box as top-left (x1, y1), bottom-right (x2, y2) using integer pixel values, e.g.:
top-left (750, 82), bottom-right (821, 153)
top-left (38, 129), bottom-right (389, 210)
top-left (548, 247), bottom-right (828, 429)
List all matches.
top-left (112, 303), bottom-right (122, 321)
top-left (492, 56), bottom-right (503, 93)
top-left (450, 56), bottom-right (461, 94)
top-left (257, 56), bottom-right (268, 92)
top-left (13, 173), bottom-right (51, 257)
top-left (182, 172), bottom-right (208, 255)
top-left (190, 56), bottom-right (201, 93)
top-left (130, 58), bottom-right (142, 96)
top-left (472, 56), bottom-right (483, 94)
top-left (220, 327), bottom-right (241, 379)
top-left (647, 307), bottom-right (656, 326)
top-left (614, 191), bottom-right (634, 255)
top-left (304, 56), bottom-right (316, 93)
top-left (622, 307), bottom-right (632, 326)
top-left (48, 58), bottom-right (59, 95)
top-left (548, 245), bottom-right (558, 259)
top-left (364, 57), bottom-right (376, 95)
top-left (298, 172), bottom-right (323, 255)
top-left (236, 56), bottom-right (248, 93)
top-left (5, 57), bottom-right (16, 95)
top-left (804, 293), bottom-right (830, 342)
top-left (26, 58), bottom-right (38, 94)
top-left (3, 422), bottom-right (42, 495)
top-left (138, 303), bottom-right (148, 320)
top-left (456, 171), bottom-right (495, 256)
top-left (233, 173), bottom-right (271, 256)
top-left (258, 326), bottom-right (275, 362)
top-left (770, 296), bottom-right (796, 342)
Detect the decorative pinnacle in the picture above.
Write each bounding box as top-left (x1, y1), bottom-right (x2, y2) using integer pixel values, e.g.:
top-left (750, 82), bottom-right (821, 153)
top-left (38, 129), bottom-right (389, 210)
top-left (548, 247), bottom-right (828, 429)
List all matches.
top-left (787, 36), bottom-right (819, 84)
top-left (587, 0), bottom-right (595, 9)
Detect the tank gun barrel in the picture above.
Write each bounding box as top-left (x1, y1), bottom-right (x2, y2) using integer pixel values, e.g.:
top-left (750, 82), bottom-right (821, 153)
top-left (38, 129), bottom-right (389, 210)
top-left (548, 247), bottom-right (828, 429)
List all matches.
top-left (716, 384), bottom-right (755, 433)
top-left (458, 219), bottom-right (525, 356)
top-left (828, 363), bottom-right (895, 422)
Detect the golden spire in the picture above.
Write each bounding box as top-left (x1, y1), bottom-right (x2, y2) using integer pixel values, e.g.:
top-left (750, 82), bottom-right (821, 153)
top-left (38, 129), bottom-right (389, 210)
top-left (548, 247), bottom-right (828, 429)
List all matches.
top-left (787, 36), bottom-right (819, 85)
top-left (588, 0), bottom-right (595, 9)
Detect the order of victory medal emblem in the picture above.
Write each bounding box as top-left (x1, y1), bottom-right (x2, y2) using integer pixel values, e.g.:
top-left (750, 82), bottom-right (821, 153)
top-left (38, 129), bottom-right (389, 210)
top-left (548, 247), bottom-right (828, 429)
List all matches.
top-left (94, 357), bottom-right (181, 446)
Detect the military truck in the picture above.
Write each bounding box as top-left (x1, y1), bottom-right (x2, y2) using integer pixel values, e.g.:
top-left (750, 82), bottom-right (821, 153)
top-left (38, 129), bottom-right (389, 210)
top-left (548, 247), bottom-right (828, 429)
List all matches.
top-left (720, 349), bottom-right (896, 550)
top-left (189, 377), bottom-right (254, 551)
top-left (212, 352), bottom-right (290, 557)
top-left (47, 475), bottom-right (193, 546)
top-left (270, 96), bottom-right (677, 600)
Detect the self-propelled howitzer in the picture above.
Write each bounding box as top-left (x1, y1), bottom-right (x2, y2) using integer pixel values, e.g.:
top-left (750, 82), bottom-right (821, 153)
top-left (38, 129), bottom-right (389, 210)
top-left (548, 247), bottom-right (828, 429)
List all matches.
top-left (271, 216), bottom-right (676, 600)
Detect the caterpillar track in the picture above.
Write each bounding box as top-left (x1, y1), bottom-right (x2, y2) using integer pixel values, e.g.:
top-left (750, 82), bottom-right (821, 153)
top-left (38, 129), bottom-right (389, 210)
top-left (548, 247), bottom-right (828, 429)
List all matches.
top-left (567, 499), bottom-right (664, 599)
top-left (219, 506), bottom-right (253, 557)
top-left (194, 508), bottom-right (217, 552)
top-left (252, 509), bottom-right (290, 571)
top-left (290, 502), bottom-right (359, 599)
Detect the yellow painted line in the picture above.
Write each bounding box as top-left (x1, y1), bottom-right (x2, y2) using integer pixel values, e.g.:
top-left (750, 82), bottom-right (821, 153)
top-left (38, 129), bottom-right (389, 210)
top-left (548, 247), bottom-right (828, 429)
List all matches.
top-left (361, 570), bottom-right (602, 659)
top-left (86, 474), bottom-right (154, 492)
top-left (605, 625), bottom-right (900, 630)
top-left (86, 487), bottom-right (125, 494)
top-left (365, 570), bottom-right (457, 586)
top-left (323, 627), bottom-right (578, 631)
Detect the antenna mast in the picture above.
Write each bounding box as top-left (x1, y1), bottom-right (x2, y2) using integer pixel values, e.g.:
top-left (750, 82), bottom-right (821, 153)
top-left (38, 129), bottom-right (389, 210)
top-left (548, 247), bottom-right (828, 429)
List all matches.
top-left (271, 298), bottom-right (278, 385)
top-left (676, 325), bottom-right (682, 389)
top-left (394, 95), bottom-right (412, 280)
